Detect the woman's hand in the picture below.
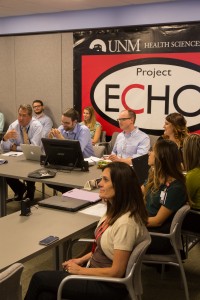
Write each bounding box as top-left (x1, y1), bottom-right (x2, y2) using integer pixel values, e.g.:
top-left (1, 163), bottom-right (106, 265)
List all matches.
top-left (64, 261), bottom-right (83, 274)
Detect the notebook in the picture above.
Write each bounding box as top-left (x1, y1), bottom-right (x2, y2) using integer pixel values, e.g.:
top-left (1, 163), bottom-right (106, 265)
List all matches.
top-left (38, 195), bottom-right (101, 212)
top-left (20, 144), bottom-right (43, 161)
top-left (132, 154), bottom-right (150, 185)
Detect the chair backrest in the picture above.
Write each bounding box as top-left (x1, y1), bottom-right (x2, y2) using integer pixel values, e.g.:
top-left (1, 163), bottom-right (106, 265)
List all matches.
top-left (125, 229), bottom-right (151, 298)
top-left (93, 145), bottom-right (105, 158)
top-left (0, 263), bottom-right (24, 300)
top-left (99, 131), bottom-right (106, 143)
top-left (170, 204), bottom-right (190, 250)
top-left (148, 134), bottom-right (159, 147)
top-left (109, 132), bottom-right (119, 152)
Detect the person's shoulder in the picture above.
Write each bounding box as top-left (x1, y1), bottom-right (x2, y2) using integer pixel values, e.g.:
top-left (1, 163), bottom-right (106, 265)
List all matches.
top-left (30, 118), bottom-right (43, 128)
top-left (43, 113), bottom-right (52, 120)
top-left (187, 168), bottom-right (200, 179)
top-left (95, 121), bottom-right (102, 127)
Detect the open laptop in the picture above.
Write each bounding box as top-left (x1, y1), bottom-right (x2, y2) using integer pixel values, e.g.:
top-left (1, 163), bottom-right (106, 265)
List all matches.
top-left (38, 195), bottom-right (101, 212)
top-left (20, 144), bottom-right (43, 161)
top-left (132, 154), bottom-right (150, 185)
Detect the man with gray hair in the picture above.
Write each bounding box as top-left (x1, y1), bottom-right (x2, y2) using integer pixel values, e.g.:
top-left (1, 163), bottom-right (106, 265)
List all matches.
top-left (1, 104), bottom-right (43, 201)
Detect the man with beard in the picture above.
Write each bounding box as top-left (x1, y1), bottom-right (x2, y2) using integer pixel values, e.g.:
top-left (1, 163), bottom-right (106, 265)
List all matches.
top-left (32, 100), bottom-right (53, 137)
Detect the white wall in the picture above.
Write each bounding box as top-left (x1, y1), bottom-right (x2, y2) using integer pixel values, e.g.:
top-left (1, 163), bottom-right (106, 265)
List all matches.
top-left (0, 1), bottom-right (199, 35)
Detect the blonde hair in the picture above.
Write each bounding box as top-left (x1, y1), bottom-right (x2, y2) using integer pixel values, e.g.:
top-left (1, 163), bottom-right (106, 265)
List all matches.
top-left (82, 106), bottom-right (97, 130)
top-left (183, 133), bottom-right (200, 172)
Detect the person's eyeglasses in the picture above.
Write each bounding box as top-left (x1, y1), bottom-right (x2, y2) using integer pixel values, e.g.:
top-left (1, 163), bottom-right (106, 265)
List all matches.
top-left (33, 105), bottom-right (42, 108)
top-left (117, 118), bottom-right (131, 122)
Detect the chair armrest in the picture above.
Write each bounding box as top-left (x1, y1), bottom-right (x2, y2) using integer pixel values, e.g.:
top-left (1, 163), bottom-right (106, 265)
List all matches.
top-left (148, 231), bottom-right (171, 239)
top-left (78, 238), bottom-right (95, 243)
top-left (190, 209), bottom-right (200, 215)
top-left (57, 274), bottom-right (124, 300)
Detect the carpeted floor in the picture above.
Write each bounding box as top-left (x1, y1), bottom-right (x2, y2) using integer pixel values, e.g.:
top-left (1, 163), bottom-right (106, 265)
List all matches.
top-left (6, 183), bottom-right (200, 300)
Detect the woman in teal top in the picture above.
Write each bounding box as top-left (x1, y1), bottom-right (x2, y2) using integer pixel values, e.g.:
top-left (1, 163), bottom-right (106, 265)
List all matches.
top-left (142, 139), bottom-right (188, 253)
top-left (182, 134), bottom-right (200, 232)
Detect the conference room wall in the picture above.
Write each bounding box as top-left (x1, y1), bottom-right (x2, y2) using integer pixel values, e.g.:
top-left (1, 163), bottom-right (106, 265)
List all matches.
top-left (0, 32), bottom-right (73, 130)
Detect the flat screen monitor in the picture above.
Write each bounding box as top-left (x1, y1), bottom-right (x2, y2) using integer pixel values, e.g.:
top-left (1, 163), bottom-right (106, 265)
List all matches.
top-left (41, 138), bottom-right (88, 171)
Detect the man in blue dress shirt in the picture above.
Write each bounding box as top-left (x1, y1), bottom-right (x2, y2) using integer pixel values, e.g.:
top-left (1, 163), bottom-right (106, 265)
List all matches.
top-left (48, 108), bottom-right (94, 158)
top-left (46, 108), bottom-right (94, 193)
top-left (109, 109), bottom-right (150, 165)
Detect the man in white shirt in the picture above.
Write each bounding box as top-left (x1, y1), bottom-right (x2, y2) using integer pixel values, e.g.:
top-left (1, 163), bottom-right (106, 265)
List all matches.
top-left (109, 110), bottom-right (150, 165)
top-left (1, 104), bottom-right (43, 201)
top-left (32, 100), bottom-right (53, 137)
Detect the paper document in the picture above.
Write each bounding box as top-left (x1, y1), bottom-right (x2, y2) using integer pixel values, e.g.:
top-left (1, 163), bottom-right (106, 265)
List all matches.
top-left (2, 151), bottom-right (23, 157)
top-left (63, 188), bottom-right (100, 202)
top-left (80, 203), bottom-right (107, 217)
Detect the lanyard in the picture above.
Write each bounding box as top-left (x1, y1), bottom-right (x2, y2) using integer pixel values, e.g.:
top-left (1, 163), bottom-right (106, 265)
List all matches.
top-left (92, 219), bottom-right (109, 253)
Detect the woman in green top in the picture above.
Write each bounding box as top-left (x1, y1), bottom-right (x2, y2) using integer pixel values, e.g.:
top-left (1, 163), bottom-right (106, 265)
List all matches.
top-left (182, 133), bottom-right (200, 233)
top-left (142, 139), bottom-right (189, 253)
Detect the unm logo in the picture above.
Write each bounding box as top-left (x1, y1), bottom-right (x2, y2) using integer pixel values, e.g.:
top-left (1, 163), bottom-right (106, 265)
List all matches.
top-left (89, 39), bottom-right (106, 53)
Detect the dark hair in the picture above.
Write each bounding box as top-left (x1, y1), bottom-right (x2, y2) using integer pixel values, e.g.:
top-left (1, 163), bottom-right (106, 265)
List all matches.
top-left (18, 104), bottom-right (32, 116)
top-left (102, 162), bottom-right (148, 226)
top-left (145, 139), bottom-right (187, 195)
top-left (32, 100), bottom-right (44, 106)
top-left (183, 133), bottom-right (200, 171)
top-left (164, 112), bottom-right (188, 145)
top-left (63, 108), bottom-right (79, 122)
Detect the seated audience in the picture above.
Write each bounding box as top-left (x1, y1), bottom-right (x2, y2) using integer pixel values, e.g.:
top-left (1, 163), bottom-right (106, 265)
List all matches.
top-left (80, 106), bottom-right (102, 145)
top-left (159, 112), bottom-right (189, 164)
top-left (1, 104), bottom-right (43, 201)
top-left (24, 162), bottom-right (148, 300)
top-left (47, 108), bottom-right (94, 193)
top-left (48, 108), bottom-right (94, 158)
top-left (142, 139), bottom-right (188, 254)
top-left (0, 112), bottom-right (5, 132)
top-left (182, 133), bottom-right (200, 233)
top-left (32, 99), bottom-right (53, 137)
top-left (109, 109), bottom-right (150, 165)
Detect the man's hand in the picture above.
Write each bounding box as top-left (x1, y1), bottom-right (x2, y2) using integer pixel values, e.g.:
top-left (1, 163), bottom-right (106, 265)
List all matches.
top-left (3, 129), bottom-right (18, 141)
top-left (48, 128), bottom-right (64, 139)
top-left (10, 144), bottom-right (17, 151)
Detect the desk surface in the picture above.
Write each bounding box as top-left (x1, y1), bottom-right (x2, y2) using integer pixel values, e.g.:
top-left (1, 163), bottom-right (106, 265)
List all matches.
top-left (0, 154), bottom-right (102, 217)
top-left (0, 205), bottom-right (99, 271)
top-left (0, 154), bottom-right (102, 187)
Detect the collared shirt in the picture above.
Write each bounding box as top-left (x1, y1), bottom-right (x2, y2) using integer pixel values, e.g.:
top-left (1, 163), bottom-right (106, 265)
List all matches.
top-left (1, 118), bottom-right (44, 152)
top-left (112, 127), bottom-right (150, 159)
top-left (58, 123), bottom-right (94, 158)
top-left (33, 113), bottom-right (53, 137)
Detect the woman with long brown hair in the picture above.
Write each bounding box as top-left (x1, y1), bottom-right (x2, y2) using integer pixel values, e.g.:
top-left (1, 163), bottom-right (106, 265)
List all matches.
top-left (142, 139), bottom-right (188, 253)
top-left (25, 162), bottom-right (148, 300)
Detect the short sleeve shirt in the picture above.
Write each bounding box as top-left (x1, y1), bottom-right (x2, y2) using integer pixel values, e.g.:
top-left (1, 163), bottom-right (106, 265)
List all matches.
top-left (146, 180), bottom-right (187, 217)
top-left (98, 212), bottom-right (146, 260)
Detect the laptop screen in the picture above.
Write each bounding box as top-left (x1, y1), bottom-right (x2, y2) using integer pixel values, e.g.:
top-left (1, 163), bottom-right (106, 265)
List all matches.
top-left (41, 138), bottom-right (87, 171)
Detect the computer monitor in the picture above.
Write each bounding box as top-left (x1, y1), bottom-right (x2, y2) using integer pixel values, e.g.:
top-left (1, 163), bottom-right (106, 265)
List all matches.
top-left (41, 138), bottom-right (89, 171)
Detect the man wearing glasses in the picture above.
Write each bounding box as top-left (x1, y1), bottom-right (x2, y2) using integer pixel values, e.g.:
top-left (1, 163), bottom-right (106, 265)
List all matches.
top-left (109, 109), bottom-right (150, 165)
top-left (32, 100), bottom-right (53, 137)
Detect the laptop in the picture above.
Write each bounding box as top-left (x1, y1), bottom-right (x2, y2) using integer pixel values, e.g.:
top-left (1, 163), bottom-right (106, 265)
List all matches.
top-left (132, 154), bottom-right (150, 185)
top-left (21, 144), bottom-right (43, 161)
top-left (38, 195), bottom-right (101, 212)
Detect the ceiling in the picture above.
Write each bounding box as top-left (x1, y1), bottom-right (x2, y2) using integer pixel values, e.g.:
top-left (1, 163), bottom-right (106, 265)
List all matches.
top-left (0, 0), bottom-right (177, 18)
